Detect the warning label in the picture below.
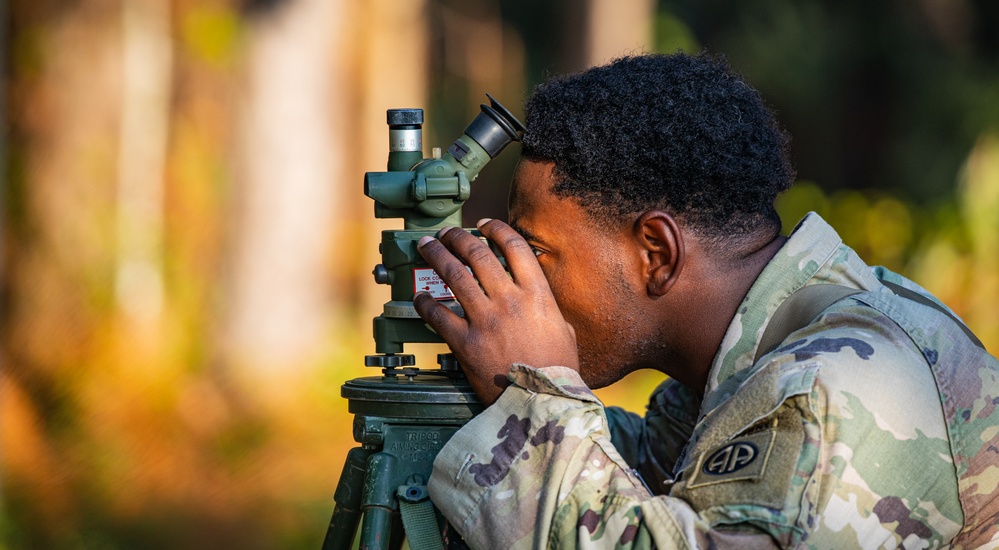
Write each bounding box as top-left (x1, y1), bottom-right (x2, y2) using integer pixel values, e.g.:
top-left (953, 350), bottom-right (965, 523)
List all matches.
top-left (413, 267), bottom-right (468, 300)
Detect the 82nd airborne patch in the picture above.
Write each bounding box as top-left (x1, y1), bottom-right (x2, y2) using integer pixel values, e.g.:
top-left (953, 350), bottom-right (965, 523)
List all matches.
top-left (687, 429), bottom-right (776, 488)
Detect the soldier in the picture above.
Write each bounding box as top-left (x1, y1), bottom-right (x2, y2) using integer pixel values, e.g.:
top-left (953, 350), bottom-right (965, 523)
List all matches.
top-left (412, 52), bottom-right (999, 548)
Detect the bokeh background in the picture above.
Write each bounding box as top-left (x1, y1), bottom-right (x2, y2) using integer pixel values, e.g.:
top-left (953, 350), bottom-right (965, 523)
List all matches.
top-left (3, 0), bottom-right (998, 548)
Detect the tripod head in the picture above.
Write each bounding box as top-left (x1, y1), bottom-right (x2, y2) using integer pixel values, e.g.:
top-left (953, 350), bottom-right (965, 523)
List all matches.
top-left (364, 95), bottom-right (525, 367)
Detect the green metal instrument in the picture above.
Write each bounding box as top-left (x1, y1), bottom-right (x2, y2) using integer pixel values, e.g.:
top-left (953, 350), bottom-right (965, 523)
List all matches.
top-left (323, 95), bottom-right (525, 550)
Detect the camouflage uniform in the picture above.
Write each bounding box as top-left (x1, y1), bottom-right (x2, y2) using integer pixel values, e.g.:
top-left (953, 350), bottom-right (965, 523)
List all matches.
top-left (428, 213), bottom-right (999, 549)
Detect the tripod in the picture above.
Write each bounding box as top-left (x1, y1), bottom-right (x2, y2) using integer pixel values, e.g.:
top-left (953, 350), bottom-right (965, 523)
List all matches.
top-left (322, 355), bottom-right (482, 549)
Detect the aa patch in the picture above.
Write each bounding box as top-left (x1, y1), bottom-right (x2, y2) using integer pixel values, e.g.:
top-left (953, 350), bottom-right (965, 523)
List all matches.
top-left (686, 429), bottom-right (776, 488)
top-left (671, 405), bottom-right (806, 511)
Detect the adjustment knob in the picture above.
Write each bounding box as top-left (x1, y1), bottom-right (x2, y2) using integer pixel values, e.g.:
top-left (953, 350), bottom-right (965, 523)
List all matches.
top-left (364, 354), bottom-right (416, 368)
top-left (372, 264), bottom-right (391, 285)
top-left (438, 353), bottom-right (460, 371)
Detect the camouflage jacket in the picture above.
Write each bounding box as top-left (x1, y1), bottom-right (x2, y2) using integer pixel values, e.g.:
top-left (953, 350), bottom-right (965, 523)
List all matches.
top-left (427, 213), bottom-right (999, 549)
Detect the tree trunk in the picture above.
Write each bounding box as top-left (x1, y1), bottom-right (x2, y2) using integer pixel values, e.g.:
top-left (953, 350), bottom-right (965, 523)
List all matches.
top-left (223, 0), bottom-right (346, 374)
top-left (587, 0), bottom-right (654, 66)
top-left (115, 0), bottom-right (171, 324)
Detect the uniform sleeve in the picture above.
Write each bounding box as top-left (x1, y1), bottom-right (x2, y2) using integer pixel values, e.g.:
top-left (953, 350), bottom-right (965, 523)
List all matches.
top-left (427, 365), bottom-right (778, 549)
top-left (605, 378), bottom-right (701, 495)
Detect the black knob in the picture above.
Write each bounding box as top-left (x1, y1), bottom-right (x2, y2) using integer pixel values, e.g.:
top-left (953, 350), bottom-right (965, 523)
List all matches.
top-left (364, 354), bottom-right (416, 368)
top-left (372, 264), bottom-right (390, 285)
top-left (437, 353), bottom-right (460, 371)
top-left (387, 108), bottom-right (423, 127)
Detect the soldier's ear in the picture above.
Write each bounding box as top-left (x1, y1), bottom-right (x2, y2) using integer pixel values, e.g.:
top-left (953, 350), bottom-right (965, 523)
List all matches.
top-left (633, 211), bottom-right (685, 297)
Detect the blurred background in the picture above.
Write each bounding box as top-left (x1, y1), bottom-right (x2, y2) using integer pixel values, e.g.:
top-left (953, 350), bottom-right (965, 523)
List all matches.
top-left (3, 0), bottom-right (998, 547)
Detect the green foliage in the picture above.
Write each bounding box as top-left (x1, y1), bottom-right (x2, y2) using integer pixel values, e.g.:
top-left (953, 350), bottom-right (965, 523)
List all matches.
top-left (662, 0), bottom-right (999, 200)
top-left (654, 10), bottom-right (700, 54)
top-left (180, 7), bottom-right (241, 67)
top-left (776, 181), bottom-right (917, 272)
top-left (775, 134), bottom-right (999, 350)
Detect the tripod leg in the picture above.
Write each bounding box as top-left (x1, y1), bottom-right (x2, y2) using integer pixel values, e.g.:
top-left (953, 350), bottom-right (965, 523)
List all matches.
top-left (358, 452), bottom-right (399, 550)
top-left (359, 506), bottom-right (394, 550)
top-left (323, 446), bottom-right (375, 550)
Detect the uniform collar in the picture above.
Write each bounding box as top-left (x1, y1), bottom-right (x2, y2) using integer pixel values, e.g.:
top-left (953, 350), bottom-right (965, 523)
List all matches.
top-left (701, 212), bottom-right (846, 409)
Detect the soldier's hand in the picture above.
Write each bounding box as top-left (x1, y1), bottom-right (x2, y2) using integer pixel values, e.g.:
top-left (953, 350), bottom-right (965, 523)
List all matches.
top-left (414, 218), bottom-right (579, 406)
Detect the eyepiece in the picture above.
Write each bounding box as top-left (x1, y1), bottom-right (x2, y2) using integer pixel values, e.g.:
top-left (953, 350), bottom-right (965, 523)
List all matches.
top-left (462, 95), bottom-right (526, 158)
top-left (486, 93), bottom-right (526, 135)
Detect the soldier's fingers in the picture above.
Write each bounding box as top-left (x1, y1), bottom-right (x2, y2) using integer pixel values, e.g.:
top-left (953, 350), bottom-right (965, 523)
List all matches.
top-left (412, 291), bottom-right (468, 341)
top-left (436, 227), bottom-right (512, 294)
top-left (476, 219), bottom-right (548, 292)
top-left (417, 236), bottom-right (485, 313)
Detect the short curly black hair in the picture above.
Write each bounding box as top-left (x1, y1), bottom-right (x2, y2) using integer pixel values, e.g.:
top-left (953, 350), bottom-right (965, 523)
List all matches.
top-left (521, 52), bottom-right (794, 244)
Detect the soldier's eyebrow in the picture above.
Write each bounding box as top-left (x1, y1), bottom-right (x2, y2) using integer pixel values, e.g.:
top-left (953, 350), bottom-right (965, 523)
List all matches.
top-left (509, 221), bottom-right (542, 244)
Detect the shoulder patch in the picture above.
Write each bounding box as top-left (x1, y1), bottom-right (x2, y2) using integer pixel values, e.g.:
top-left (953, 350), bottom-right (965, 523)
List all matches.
top-left (672, 406), bottom-right (805, 512)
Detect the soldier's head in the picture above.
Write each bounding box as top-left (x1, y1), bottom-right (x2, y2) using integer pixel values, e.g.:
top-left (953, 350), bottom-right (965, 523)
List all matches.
top-left (508, 52), bottom-right (794, 388)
